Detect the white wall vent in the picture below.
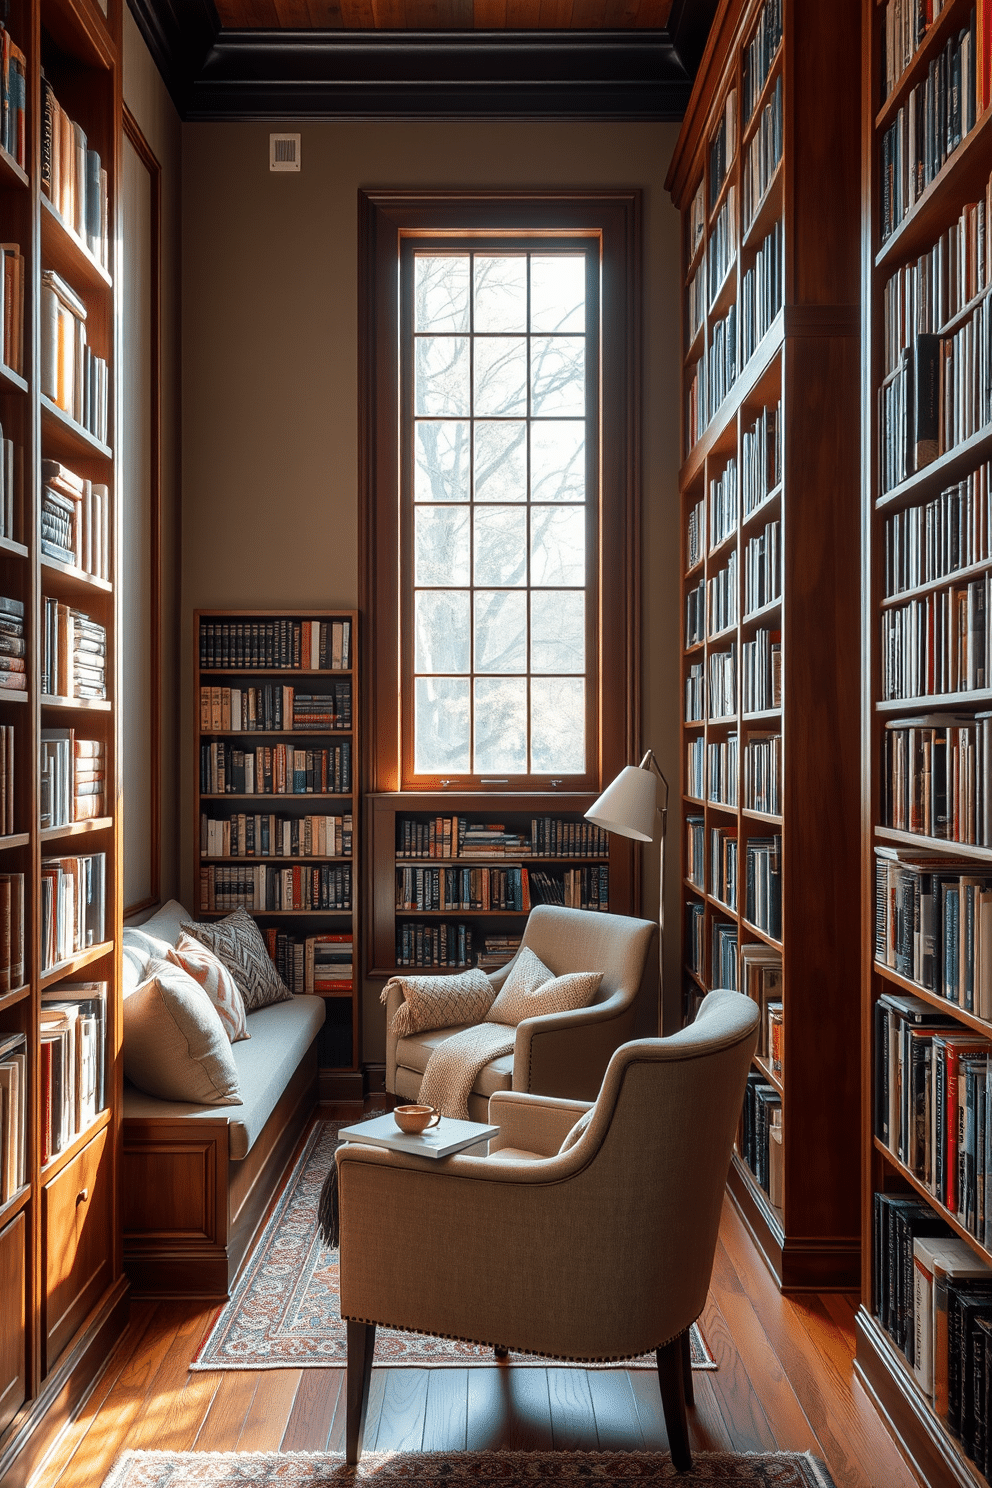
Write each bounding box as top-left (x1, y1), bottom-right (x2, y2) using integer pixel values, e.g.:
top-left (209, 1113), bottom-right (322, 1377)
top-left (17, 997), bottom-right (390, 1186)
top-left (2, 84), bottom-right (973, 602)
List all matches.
top-left (269, 133), bottom-right (301, 172)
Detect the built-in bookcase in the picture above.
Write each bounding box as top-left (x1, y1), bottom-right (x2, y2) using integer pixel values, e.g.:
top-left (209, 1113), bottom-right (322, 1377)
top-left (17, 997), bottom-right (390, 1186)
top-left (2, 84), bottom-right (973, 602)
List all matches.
top-left (0, 0), bottom-right (125, 1478)
top-left (194, 610), bottom-right (361, 1079)
top-left (855, 3), bottom-right (992, 1483)
top-left (667, 0), bottom-right (863, 1289)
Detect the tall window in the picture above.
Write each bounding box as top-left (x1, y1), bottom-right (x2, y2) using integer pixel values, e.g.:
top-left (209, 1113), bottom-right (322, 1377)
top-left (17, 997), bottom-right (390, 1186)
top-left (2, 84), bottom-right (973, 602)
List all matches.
top-left (405, 246), bottom-right (596, 781)
top-left (361, 191), bottom-right (639, 800)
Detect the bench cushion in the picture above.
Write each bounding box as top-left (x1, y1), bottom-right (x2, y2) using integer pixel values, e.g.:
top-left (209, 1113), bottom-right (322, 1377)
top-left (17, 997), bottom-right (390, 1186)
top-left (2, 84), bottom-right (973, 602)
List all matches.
top-left (123, 993), bottom-right (325, 1159)
top-left (395, 1023), bottom-right (514, 1100)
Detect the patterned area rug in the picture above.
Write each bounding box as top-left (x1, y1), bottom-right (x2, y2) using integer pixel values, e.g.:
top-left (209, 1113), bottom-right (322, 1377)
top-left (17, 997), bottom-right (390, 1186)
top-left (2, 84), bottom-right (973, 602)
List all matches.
top-left (102, 1450), bottom-right (837, 1488)
top-left (192, 1121), bottom-right (716, 1371)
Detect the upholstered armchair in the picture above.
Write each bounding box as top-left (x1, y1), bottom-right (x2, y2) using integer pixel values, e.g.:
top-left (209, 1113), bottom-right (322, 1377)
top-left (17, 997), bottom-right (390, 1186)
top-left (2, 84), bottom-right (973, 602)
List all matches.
top-left (385, 904), bottom-right (657, 1118)
top-left (339, 988), bottom-right (760, 1471)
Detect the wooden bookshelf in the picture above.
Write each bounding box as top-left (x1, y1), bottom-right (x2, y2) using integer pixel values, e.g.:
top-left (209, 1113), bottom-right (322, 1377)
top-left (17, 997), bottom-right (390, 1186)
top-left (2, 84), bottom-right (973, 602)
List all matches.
top-left (666, 0), bottom-right (863, 1290)
top-left (0, 0), bottom-right (126, 1479)
top-left (367, 792), bottom-right (633, 981)
top-left (854, 1), bottom-right (992, 1483)
top-left (193, 609), bottom-right (361, 1087)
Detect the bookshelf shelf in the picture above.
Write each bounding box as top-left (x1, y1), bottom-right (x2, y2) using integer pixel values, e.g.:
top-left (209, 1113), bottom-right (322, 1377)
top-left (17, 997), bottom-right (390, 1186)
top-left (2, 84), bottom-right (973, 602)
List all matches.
top-left (195, 610), bottom-right (361, 1082)
top-left (879, 556), bottom-right (992, 607)
top-left (40, 194), bottom-right (113, 293)
top-left (0, 537), bottom-right (29, 560)
top-left (874, 962), bottom-right (992, 1040)
top-left (39, 397), bottom-right (113, 462)
top-left (668, 0), bottom-right (862, 1291)
top-left (40, 695), bottom-right (112, 711)
top-left (0, 364), bottom-right (28, 395)
top-left (40, 940), bottom-right (114, 991)
top-left (875, 688), bottom-right (992, 715)
top-left (39, 555), bottom-right (113, 595)
top-left (874, 1138), bottom-right (992, 1268)
top-left (875, 107), bottom-right (992, 270)
top-left (0, 690), bottom-right (29, 704)
top-left (753, 1051), bottom-right (783, 1095)
top-left (873, 826), bottom-right (992, 863)
top-left (40, 1107), bottom-right (113, 1184)
top-left (40, 818), bottom-right (113, 841)
top-left (874, 424), bottom-right (992, 514)
top-left (0, 835), bottom-right (30, 851)
top-left (0, 141), bottom-right (28, 189)
top-left (0, 985), bottom-right (31, 1014)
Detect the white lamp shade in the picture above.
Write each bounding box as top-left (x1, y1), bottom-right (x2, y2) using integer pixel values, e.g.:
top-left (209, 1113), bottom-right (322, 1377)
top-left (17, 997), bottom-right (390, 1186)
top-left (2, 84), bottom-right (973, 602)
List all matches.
top-left (585, 764), bottom-right (658, 842)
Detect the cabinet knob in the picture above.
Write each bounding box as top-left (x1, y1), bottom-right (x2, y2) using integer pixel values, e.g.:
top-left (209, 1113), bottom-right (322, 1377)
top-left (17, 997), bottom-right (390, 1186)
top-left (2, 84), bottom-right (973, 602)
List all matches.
top-left (76, 1188), bottom-right (89, 1206)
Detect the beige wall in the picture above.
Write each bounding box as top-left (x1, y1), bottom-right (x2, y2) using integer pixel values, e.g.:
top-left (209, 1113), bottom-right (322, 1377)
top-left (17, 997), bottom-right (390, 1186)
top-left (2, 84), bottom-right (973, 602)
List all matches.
top-left (181, 120), bottom-right (684, 1059)
top-left (122, 10), bottom-right (183, 910)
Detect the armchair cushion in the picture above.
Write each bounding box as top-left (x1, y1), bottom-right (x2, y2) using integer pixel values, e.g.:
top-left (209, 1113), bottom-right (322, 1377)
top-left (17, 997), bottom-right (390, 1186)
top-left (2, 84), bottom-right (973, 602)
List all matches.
top-left (487, 966), bottom-right (602, 1026)
top-left (381, 967), bottom-right (495, 1038)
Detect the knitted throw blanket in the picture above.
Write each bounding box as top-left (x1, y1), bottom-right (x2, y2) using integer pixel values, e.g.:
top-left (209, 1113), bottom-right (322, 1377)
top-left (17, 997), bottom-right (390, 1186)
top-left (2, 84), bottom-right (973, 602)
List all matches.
top-left (419, 1022), bottom-right (515, 1120)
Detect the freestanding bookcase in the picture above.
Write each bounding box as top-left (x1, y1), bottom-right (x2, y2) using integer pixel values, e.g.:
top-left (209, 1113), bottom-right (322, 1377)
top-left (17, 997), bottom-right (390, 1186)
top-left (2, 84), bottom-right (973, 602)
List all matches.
top-left (854, 1), bottom-right (992, 1482)
top-left (0, 0), bottom-right (125, 1479)
top-left (666, 0), bottom-right (863, 1289)
top-left (194, 609), bottom-right (361, 1099)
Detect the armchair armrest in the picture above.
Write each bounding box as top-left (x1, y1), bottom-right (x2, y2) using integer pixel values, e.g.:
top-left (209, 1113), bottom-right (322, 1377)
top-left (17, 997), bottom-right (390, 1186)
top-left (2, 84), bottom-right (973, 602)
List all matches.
top-left (512, 991), bottom-right (636, 1100)
top-left (488, 1090), bottom-right (592, 1157)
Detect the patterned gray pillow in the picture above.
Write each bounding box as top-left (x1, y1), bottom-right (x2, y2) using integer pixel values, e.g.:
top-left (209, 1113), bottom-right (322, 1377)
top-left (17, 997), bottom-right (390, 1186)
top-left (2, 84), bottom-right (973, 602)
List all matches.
top-left (181, 906), bottom-right (292, 1013)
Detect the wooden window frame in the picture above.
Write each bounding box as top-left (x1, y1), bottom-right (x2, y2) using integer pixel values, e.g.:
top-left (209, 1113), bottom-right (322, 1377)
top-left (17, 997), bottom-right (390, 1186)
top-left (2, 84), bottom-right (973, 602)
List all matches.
top-left (359, 189), bottom-right (641, 800)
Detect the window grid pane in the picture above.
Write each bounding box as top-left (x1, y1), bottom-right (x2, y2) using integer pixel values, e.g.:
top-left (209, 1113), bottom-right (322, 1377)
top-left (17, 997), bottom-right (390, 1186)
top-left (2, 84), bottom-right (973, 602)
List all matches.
top-left (411, 250), bottom-right (587, 776)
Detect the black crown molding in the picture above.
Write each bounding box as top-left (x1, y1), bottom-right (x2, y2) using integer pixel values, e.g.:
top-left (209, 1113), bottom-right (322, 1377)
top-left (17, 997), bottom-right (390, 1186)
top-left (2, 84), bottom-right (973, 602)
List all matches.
top-left (126, 0), bottom-right (716, 122)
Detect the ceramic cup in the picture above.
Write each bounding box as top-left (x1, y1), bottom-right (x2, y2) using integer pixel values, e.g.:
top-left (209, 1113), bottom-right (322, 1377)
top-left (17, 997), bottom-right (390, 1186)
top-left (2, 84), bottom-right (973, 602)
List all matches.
top-left (393, 1104), bottom-right (441, 1135)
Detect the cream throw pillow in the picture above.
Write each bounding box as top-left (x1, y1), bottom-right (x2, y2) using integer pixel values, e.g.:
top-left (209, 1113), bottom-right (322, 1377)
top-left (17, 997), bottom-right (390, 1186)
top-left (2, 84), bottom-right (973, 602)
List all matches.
top-left (559, 1109), bottom-right (594, 1154)
top-left (486, 946), bottom-right (603, 1027)
top-left (382, 967), bottom-right (495, 1038)
top-left (167, 932), bottom-right (250, 1043)
top-left (123, 958), bottom-right (242, 1105)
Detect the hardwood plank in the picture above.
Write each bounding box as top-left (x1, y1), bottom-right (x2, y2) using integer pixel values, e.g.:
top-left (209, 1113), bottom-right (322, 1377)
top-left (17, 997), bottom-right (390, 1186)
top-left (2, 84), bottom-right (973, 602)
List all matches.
top-left (237, 1370), bottom-right (303, 1450)
top-left (193, 1372), bottom-right (260, 1452)
top-left (625, 1368), bottom-right (667, 1450)
top-left (118, 1305), bottom-right (224, 1454)
top-left (422, 1367), bottom-right (469, 1452)
top-left (360, 1367), bottom-right (388, 1450)
top-left (547, 1366), bottom-right (599, 1450)
top-left (372, 1367), bottom-right (429, 1452)
top-left (697, 1282), bottom-right (779, 1453)
top-left (281, 1369), bottom-right (344, 1453)
top-left (585, 1369), bottom-right (644, 1450)
top-left (465, 1367), bottom-right (515, 1451)
top-left (503, 1367), bottom-right (554, 1450)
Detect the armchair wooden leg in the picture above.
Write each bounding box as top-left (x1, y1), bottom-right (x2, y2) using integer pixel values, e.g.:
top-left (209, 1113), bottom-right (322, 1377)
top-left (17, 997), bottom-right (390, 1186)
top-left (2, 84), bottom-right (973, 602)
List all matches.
top-left (494, 1345), bottom-right (509, 1359)
top-left (681, 1324), bottom-right (695, 1407)
top-left (346, 1320), bottom-right (377, 1465)
top-left (657, 1335), bottom-right (692, 1473)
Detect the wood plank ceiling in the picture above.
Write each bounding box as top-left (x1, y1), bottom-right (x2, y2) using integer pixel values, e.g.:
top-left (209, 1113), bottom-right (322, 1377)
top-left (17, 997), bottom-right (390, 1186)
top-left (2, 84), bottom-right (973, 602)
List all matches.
top-left (211, 0), bottom-right (674, 32)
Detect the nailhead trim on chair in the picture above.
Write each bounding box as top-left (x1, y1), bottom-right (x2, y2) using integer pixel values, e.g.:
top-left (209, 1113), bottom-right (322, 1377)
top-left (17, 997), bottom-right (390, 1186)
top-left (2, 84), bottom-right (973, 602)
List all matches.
top-left (338, 1313), bottom-right (702, 1363)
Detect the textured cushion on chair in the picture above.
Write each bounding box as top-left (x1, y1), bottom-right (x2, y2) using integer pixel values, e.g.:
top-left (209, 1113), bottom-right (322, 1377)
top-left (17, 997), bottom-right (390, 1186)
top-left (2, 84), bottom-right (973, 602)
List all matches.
top-left (167, 931), bottom-right (250, 1042)
top-left (182, 906), bottom-right (292, 1013)
top-left (123, 958), bottom-right (242, 1105)
top-left (381, 967), bottom-right (495, 1037)
top-left (487, 945), bottom-right (602, 1027)
top-left (558, 1108), bottom-right (594, 1153)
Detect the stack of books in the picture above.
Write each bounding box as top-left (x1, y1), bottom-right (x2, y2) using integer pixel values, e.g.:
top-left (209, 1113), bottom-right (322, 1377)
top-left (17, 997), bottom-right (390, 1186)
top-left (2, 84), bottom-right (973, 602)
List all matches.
top-left (42, 599), bottom-right (107, 699)
top-left (40, 853), bottom-right (105, 971)
top-left (42, 460), bottom-right (110, 579)
top-left (40, 730), bottom-right (105, 827)
top-left (0, 597), bottom-right (25, 694)
top-left (39, 982), bottom-right (106, 1164)
top-left (263, 930), bottom-right (352, 996)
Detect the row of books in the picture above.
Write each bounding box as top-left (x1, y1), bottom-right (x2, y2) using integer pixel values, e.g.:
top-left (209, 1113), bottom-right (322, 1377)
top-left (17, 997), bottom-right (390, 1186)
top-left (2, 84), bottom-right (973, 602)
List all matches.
top-left (741, 941), bottom-right (783, 1061)
top-left (198, 682), bottom-right (353, 734)
top-left (879, 572), bottom-right (989, 700)
top-left (42, 598), bottom-right (106, 699)
top-left (0, 1032), bottom-right (25, 1202)
top-left (688, 179), bottom-right (706, 262)
top-left (198, 863), bottom-right (352, 914)
top-left (742, 76), bottom-right (783, 231)
top-left (708, 644), bottom-right (737, 719)
top-left (0, 873), bottom-right (23, 992)
top-left (883, 462), bottom-right (990, 599)
top-left (476, 935), bottom-right (521, 972)
top-left (708, 87), bottom-right (737, 210)
top-left (0, 597), bottom-right (24, 694)
top-left (708, 731), bottom-right (738, 805)
top-left (881, 170), bottom-right (991, 380)
top-left (881, 0), bottom-right (953, 101)
top-left (742, 0), bottom-right (782, 123)
top-left (686, 661), bottom-right (705, 722)
top-left (742, 401), bottom-right (782, 518)
top-left (41, 77), bottom-right (110, 271)
top-left (744, 519), bottom-right (781, 615)
top-left (713, 920), bottom-right (739, 987)
top-left (0, 243), bottom-right (23, 376)
top-left (708, 551), bottom-right (737, 636)
top-left (707, 185), bottom-right (737, 304)
top-left (687, 497), bottom-right (705, 571)
top-left (874, 1193), bottom-right (992, 1463)
top-left (0, 725), bottom-right (12, 836)
top-left (42, 461), bottom-right (110, 580)
top-left (874, 848), bottom-right (992, 1014)
top-left (741, 1069), bottom-right (783, 1205)
top-left (535, 866), bottom-right (609, 911)
top-left (741, 220), bottom-right (784, 363)
top-left (710, 457), bottom-right (738, 550)
top-left (200, 811), bottom-right (352, 861)
top-left (882, 714), bottom-right (991, 845)
top-left (40, 732), bottom-right (105, 828)
top-left (40, 852), bottom-right (105, 972)
top-left (686, 901), bottom-right (705, 977)
top-left (745, 835), bottom-right (783, 939)
top-left (709, 826), bottom-right (738, 911)
top-left (263, 930), bottom-right (352, 996)
top-left (686, 815), bottom-right (704, 888)
top-left (742, 627), bottom-right (782, 714)
top-left (686, 736), bottom-right (705, 800)
top-left (881, 12), bottom-right (983, 242)
top-left (395, 816), bottom-right (608, 860)
top-left (0, 424), bottom-right (18, 543)
top-left (0, 26), bottom-right (26, 171)
top-left (199, 617), bottom-right (352, 671)
top-left (744, 730), bottom-right (782, 816)
top-left (396, 863), bottom-right (609, 915)
top-left (40, 270), bottom-right (109, 444)
top-left (396, 921), bottom-right (474, 969)
top-left (40, 982), bottom-right (106, 1165)
top-left (685, 578), bottom-right (704, 648)
top-left (687, 260), bottom-right (705, 345)
top-left (199, 741), bottom-right (352, 796)
top-left (708, 305), bottom-right (737, 428)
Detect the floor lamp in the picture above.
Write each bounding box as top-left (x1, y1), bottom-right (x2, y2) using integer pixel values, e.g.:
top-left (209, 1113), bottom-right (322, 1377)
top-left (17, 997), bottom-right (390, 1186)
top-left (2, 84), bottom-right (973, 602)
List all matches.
top-left (585, 750), bottom-right (669, 1036)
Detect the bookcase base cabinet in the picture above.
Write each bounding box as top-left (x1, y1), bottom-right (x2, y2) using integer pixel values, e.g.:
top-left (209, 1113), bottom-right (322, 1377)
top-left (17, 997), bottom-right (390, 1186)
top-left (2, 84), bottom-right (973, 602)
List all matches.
top-left (122, 1047), bottom-right (317, 1298)
top-left (855, 1308), bottom-right (984, 1488)
top-left (0, 1212), bottom-right (25, 1437)
top-left (728, 1156), bottom-right (860, 1291)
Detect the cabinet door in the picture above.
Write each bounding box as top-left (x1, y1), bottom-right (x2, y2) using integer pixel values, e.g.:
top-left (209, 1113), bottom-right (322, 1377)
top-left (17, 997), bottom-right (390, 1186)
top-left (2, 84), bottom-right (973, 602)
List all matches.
top-left (43, 1126), bottom-right (111, 1371)
top-left (0, 1210), bottom-right (26, 1433)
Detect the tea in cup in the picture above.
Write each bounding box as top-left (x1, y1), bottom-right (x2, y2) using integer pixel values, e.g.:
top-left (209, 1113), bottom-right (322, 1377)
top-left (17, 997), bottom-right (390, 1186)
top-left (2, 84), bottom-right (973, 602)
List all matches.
top-left (394, 1104), bottom-right (441, 1135)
